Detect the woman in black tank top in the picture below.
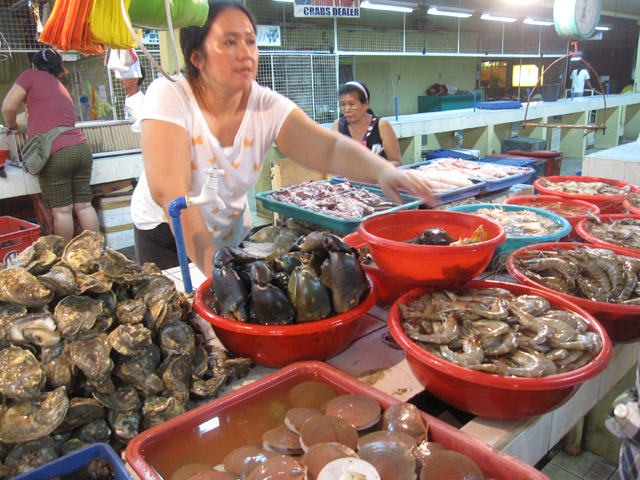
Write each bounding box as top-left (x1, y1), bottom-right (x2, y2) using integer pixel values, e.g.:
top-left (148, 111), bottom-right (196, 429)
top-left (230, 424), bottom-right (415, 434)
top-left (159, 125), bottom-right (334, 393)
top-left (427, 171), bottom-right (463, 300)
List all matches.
top-left (331, 81), bottom-right (402, 167)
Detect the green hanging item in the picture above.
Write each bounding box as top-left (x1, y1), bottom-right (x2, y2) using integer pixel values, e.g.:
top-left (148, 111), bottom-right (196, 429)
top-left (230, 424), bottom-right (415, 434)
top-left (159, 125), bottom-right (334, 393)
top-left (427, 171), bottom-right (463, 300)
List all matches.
top-left (127, 0), bottom-right (209, 30)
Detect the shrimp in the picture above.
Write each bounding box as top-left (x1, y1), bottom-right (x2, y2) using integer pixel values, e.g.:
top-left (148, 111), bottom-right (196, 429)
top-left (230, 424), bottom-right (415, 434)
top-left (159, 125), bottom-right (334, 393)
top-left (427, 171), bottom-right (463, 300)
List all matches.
top-left (405, 314), bottom-right (459, 345)
top-left (505, 350), bottom-right (558, 378)
top-left (558, 351), bottom-right (595, 373)
top-left (543, 310), bottom-right (589, 334)
top-left (538, 315), bottom-right (577, 343)
top-left (549, 332), bottom-right (602, 353)
top-left (510, 305), bottom-right (556, 344)
top-left (511, 295), bottom-right (551, 316)
top-left (484, 329), bottom-right (518, 356)
top-left (619, 259), bottom-right (639, 301)
top-left (465, 319), bottom-right (511, 338)
top-left (439, 338), bottom-right (484, 367)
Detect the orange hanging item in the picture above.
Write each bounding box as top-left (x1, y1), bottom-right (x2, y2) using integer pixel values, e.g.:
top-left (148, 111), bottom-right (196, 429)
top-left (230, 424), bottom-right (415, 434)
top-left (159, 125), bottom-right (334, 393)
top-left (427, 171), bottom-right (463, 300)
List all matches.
top-left (39, 0), bottom-right (104, 54)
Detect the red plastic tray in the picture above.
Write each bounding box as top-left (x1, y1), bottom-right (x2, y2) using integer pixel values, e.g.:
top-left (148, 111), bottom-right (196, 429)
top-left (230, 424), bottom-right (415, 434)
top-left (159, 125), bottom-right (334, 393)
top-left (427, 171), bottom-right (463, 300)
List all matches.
top-left (125, 361), bottom-right (548, 480)
top-left (0, 216), bottom-right (40, 266)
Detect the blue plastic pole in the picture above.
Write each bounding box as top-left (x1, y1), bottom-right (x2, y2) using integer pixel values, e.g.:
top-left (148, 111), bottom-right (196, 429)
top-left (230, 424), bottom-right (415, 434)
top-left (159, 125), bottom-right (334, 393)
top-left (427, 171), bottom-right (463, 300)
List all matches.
top-left (473, 91), bottom-right (477, 112)
top-left (606, 84), bottom-right (610, 96)
top-left (394, 96), bottom-right (398, 121)
top-left (168, 197), bottom-right (193, 294)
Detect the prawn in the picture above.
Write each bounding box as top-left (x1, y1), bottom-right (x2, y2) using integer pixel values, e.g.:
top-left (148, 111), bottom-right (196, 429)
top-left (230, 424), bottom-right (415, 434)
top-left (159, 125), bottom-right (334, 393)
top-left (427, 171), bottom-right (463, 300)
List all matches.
top-left (505, 350), bottom-right (558, 378)
top-left (405, 314), bottom-right (459, 345)
top-left (511, 295), bottom-right (551, 316)
top-left (484, 329), bottom-right (518, 356)
top-left (439, 338), bottom-right (484, 367)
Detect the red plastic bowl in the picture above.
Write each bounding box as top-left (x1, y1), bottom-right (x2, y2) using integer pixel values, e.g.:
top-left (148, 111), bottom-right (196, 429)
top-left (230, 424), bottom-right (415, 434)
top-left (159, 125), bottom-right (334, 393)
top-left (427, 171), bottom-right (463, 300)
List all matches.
top-left (575, 214), bottom-right (640, 257)
top-left (534, 176), bottom-right (639, 213)
top-left (388, 280), bottom-right (612, 419)
top-left (126, 361), bottom-right (548, 480)
top-left (193, 275), bottom-right (377, 368)
top-left (344, 230), bottom-right (418, 306)
top-left (507, 242), bottom-right (640, 344)
top-left (504, 194), bottom-right (600, 240)
top-left (623, 197), bottom-right (640, 215)
top-left (357, 210), bottom-right (506, 286)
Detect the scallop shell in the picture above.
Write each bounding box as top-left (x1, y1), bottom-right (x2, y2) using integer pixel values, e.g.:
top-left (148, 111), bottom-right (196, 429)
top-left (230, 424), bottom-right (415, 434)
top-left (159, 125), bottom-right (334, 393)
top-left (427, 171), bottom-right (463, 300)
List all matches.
top-left (302, 442), bottom-right (359, 480)
top-left (325, 394), bottom-right (382, 431)
top-left (245, 455), bottom-right (306, 480)
top-left (382, 403), bottom-right (428, 442)
top-left (419, 450), bottom-right (483, 480)
top-left (357, 430), bottom-right (417, 452)
top-left (262, 424), bottom-right (303, 455)
top-left (299, 415), bottom-right (359, 452)
top-left (223, 445), bottom-right (263, 475)
top-left (413, 441), bottom-right (447, 473)
top-left (358, 441), bottom-right (417, 480)
top-left (285, 407), bottom-right (323, 434)
top-left (289, 381), bottom-right (338, 410)
top-left (317, 458), bottom-right (381, 480)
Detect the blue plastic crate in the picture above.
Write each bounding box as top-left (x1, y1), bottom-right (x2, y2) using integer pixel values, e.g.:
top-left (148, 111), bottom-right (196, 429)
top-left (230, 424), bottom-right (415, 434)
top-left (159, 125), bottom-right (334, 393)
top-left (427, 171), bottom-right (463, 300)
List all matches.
top-left (12, 443), bottom-right (134, 480)
top-left (256, 180), bottom-right (422, 234)
top-left (481, 156), bottom-right (538, 185)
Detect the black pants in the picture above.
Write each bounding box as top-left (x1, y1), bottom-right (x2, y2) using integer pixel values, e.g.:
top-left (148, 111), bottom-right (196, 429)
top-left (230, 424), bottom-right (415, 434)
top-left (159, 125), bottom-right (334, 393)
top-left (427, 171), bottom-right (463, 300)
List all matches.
top-left (134, 223), bottom-right (180, 270)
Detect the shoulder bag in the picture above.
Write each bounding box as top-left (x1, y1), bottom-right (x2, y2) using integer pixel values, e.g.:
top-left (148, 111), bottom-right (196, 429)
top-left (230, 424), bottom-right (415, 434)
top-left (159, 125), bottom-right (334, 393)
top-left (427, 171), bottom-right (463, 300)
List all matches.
top-left (21, 126), bottom-right (74, 176)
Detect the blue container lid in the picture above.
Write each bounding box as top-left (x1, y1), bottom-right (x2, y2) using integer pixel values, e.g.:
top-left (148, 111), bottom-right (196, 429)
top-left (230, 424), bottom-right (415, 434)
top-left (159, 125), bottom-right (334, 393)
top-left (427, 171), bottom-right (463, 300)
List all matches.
top-left (12, 443), bottom-right (134, 480)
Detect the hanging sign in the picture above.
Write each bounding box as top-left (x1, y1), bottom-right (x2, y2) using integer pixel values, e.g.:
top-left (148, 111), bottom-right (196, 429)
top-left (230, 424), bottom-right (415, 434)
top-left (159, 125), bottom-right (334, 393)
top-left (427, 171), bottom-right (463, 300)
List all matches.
top-left (294, 0), bottom-right (360, 18)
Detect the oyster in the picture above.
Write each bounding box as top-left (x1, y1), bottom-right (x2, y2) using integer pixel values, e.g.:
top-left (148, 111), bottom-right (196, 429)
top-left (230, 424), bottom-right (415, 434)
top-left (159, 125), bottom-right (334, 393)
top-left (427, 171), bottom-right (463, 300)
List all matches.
top-left (62, 230), bottom-right (104, 273)
top-left (69, 333), bottom-right (115, 394)
top-left (159, 321), bottom-right (195, 357)
top-left (189, 372), bottom-right (227, 398)
top-left (10, 312), bottom-right (61, 347)
top-left (37, 264), bottom-right (78, 297)
top-left (76, 418), bottom-right (112, 444)
top-left (109, 324), bottom-right (152, 355)
top-left (0, 304), bottom-right (28, 347)
top-left (4, 437), bottom-right (57, 477)
top-left (141, 396), bottom-right (185, 429)
top-left (192, 345), bottom-right (209, 378)
top-left (114, 349), bottom-right (164, 397)
top-left (107, 408), bottom-right (141, 443)
top-left (16, 235), bottom-right (64, 274)
top-left (116, 298), bottom-right (146, 324)
top-left (0, 387), bottom-right (69, 443)
top-left (95, 247), bottom-right (146, 283)
top-left (93, 384), bottom-right (141, 411)
top-left (74, 270), bottom-right (113, 294)
top-left (0, 267), bottom-right (53, 308)
top-left (159, 355), bottom-right (192, 403)
top-left (135, 275), bottom-right (177, 329)
top-left (54, 295), bottom-right (103, 339)
top-left (56, 397), bottom-right (105, 432)
top-left (41, 342), bottom-right (76, 390)
top-left (0, 345), bottom-right (45, 401)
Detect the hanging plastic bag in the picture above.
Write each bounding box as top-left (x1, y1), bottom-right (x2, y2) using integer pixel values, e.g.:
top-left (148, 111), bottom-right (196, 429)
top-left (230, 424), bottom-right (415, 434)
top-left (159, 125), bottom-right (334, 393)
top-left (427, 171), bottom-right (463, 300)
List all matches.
top-left (127, 0), bottom-right (208, 30)
top-left (89, 0), bottom-right (136, 49)
top-left (107, 48), bottom-right (137, 73)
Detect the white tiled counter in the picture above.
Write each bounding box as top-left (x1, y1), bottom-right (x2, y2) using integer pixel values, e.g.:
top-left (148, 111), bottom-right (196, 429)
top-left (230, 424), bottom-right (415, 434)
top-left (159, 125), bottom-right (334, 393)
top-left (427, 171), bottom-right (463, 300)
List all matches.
top-left (167, 262), bottom-right (639, 467)
top-left (582, 141), bottom-right (640, 185)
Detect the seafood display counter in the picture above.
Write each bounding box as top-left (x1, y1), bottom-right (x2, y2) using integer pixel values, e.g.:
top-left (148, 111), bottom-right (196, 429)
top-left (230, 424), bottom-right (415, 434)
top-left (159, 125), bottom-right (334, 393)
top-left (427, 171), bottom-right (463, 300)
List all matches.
top-left (582, 141), bottom-right (640, 186)
top-left (165, 262), bottom-right (640, 468)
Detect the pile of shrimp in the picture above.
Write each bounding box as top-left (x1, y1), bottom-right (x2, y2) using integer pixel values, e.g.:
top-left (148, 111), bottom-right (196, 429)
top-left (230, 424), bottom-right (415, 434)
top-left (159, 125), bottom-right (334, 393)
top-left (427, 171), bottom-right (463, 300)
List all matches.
top-left (513, 245), bottom-right (640, 305)
top-left (473, 207), bottom-right (562, 237)
top-left (538, 178), bottom-right (633, 196)
top-left (583, 215), bottom-right (640, 251)
top-left (399, 287), bottom-right (602, 377)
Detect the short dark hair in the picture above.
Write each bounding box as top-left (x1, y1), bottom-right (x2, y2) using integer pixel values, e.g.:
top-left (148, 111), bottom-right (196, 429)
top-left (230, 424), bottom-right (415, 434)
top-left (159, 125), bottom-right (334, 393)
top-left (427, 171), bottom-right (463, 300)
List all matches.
top-left (32, 48), bottom-right (65, 78)
top-left (339, 81), bottom-right (370, 104)
top-left (137, 66), bottom-right (146, 87)
top-left (180, 1), bottom-right (257, 81)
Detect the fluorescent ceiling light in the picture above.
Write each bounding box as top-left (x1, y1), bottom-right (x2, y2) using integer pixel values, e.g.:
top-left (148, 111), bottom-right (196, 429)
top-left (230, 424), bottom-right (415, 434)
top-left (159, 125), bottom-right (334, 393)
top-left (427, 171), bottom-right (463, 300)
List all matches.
top-left (595, 26), bottom-right (610, 31)
top-left (427, 6), bottom-right (473, 18)
top-left (481, 13), bottom-right (517, 23)
top-left (361, 1), bottom-right (415, 12)
top-left (570, 56), bottom-right (582, 61)
top-left (523, 17), bottom-right (553, 26)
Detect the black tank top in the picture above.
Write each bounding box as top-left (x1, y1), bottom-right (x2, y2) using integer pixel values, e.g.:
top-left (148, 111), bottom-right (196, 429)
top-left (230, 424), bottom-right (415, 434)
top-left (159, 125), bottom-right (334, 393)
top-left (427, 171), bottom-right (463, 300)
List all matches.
top-left (338, 115), bottom-right (387, 159)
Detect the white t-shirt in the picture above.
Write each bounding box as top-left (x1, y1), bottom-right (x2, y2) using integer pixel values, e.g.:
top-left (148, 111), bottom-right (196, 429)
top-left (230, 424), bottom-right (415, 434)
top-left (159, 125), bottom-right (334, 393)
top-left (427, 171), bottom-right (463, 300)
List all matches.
top-left (124, 90), bottom-right (145, 120)
top-left (570, 69), bottom-right (590, 94)
top-left (131, 75), bottom-right (296, 249)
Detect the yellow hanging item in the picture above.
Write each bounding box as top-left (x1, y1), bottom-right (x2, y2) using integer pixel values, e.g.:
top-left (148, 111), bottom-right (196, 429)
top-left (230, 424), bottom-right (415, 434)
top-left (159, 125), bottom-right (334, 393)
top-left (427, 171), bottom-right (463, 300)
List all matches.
top-left (89, 0), bottom-right (136, 50)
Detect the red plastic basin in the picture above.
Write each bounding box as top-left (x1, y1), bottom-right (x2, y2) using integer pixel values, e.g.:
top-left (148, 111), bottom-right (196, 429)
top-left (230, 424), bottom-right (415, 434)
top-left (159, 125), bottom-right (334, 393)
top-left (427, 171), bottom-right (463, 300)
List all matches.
top-left (344, 230), bottom-right (418, 306)
top-left (534, 175), bottom-right (639, 213)
top-left (504, 194), bottom-right (600, 240)
top-left (388, 280), bottom-right (612, 419)
top-left (193, 276), bottom-right (377, 368)
top-left (357, 210), bottom-right (506, 286)
top-left (125, 361), bottom-right (549, 480)
top-left (507, 242), bottom-right (640, 344)
top-left (575, 214), bottom-right (640, 257)
top-left (624, 197), bottom-right (640, 215)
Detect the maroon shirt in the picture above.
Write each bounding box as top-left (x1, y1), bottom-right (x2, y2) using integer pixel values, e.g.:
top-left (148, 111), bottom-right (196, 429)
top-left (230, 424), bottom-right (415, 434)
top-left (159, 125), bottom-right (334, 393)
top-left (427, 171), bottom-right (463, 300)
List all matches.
top-left (15, 69), bottom-right (87, 155)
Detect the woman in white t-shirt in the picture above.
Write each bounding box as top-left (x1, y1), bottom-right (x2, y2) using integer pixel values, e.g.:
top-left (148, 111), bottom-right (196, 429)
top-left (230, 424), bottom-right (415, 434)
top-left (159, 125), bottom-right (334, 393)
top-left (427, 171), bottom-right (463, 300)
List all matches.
top-left (131, 0), bottom-right (434, 273)
top-left (570, 61), bottom-right (595, 97)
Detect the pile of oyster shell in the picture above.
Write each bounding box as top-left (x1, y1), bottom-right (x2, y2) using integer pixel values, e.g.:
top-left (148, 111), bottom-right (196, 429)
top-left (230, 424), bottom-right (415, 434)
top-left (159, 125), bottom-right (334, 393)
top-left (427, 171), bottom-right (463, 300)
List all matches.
top-left (0, 232), bottom-right (253, 478)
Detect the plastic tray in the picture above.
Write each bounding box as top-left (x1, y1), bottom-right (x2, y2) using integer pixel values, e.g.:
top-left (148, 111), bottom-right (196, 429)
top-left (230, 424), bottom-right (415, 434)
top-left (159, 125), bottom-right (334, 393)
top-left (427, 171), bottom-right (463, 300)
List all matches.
top-left (256, 181), bottom-right (421, 234)
top-left (401, 159), bottom-right (533, 193)
top-left (0, 215), bottom-right (40, 266)
top-left (13, 443), bottom-right (134, 480)
top-left (330, 175), bottom-right (485, 204)
top-left (126, 361), bottom-right (549, 480)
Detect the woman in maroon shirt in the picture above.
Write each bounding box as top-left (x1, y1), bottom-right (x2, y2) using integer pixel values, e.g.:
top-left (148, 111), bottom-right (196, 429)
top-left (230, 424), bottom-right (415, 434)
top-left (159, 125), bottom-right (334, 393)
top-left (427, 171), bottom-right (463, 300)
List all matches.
top-left (2, 49), bottom-right (99, 242)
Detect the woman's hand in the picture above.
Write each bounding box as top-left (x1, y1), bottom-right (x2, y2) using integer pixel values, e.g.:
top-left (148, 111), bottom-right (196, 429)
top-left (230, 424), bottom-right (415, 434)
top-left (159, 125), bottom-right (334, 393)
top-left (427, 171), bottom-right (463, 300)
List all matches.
top-left (377, 168), bottom-right (437, 207)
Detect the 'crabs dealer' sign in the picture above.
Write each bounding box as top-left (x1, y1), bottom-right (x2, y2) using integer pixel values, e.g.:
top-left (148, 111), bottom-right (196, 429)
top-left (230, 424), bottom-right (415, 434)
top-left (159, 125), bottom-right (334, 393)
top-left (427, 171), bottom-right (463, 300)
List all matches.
top-left (294, 0), bottom-right (360, 18)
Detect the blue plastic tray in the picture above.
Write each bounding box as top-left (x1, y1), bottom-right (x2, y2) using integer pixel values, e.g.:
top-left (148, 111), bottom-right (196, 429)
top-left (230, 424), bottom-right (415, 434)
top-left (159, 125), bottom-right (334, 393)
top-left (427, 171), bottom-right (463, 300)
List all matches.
top-left (256, 181), bottom-right (422, 234)
top-left (12, 443), bottom-right (134, 480)
top-left (330, 175), bottom-right (485, 204)
top-left (401, 159), bottom-right (533, 193)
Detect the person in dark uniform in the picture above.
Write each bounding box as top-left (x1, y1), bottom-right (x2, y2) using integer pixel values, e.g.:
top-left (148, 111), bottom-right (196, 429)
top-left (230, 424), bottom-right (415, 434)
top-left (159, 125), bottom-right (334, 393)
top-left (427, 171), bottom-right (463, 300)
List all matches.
top-left (332, 81), bottom-right (402, 167)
